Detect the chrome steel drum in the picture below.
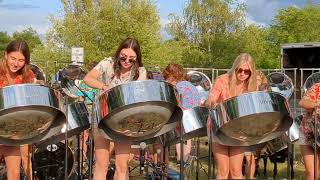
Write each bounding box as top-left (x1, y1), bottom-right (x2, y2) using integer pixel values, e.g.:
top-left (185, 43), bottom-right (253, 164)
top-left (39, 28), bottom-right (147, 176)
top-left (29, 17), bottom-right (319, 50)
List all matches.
top-left (54, 65), bottom-right (87, 101)
top-left (30, 64), bottom-right (46, 82)
top-left (264, 115), bottom-right (302, 155)
top-left (210, 91), bottom-right (293, 146)
top-left (303, 72), bottom-right (320, 93)
top-left (187, 71), bottom-right (212, 103)
top-left (266, 72), bottom-right (294, 99)
top-left (33, 142), bottom-right (74, 179)
top-left (37, 101), bottom-right (90, 146)
top-left (0, 84), bottom-right (66, 145)
top-left (98, 80), bottom-right (182, 141)
top-left (157, 106), bottom-right (209, 146)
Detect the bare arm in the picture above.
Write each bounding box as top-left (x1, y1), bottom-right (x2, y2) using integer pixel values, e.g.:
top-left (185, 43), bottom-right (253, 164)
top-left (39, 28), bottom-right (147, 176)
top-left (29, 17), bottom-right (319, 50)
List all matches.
top-left (299, 98), bottom-right (318, 110)
top-left (83, 69), bottom-right (108, 90)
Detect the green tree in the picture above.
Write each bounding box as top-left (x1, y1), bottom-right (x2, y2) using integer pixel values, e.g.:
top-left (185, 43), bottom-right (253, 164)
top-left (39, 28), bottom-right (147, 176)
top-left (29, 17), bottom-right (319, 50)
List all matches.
top-left (0, 32), bottom-right (11, 54)
top-left (166, 0), bottom-right (247, 68)
top-left (12, 27), bottom-right (42, 52)
top-left (38, 0), bottom-right (160, 66)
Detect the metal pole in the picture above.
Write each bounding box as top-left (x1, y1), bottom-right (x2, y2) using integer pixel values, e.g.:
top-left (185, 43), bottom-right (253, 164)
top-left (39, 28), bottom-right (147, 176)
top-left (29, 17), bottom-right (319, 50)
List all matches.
top-left (88, 93), bottom-right (96, 180)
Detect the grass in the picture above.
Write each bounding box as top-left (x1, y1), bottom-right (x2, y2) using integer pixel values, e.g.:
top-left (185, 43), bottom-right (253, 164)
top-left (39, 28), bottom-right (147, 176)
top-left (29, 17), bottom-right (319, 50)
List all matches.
top-left (129, 137), bottom-right (307, 180)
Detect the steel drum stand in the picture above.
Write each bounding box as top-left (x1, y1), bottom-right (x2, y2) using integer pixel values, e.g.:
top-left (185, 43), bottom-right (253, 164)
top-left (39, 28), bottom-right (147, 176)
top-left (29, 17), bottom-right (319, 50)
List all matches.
top-left (314, 106), bottom-right (319, 180)
top-left (88, 92), bottom-right (96, 180)
top-left (64, 95), bottom-right (69, 180)
top-left (287, 125), bottom-right (293, 180)
top-left (179, 119), bottom-right (184, 180)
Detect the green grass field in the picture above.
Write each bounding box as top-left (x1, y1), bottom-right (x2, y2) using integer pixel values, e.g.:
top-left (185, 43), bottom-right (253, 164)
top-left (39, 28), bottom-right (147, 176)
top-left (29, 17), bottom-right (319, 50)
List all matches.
top-left (129, 138), bottom-right (308, 180)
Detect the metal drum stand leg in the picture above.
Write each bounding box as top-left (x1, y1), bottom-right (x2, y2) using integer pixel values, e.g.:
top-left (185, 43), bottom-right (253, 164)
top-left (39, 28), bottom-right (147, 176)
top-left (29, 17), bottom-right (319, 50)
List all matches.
top-left (314, 107), bottom-right (319, 180)
top-left (64, 96), bottom-right (69, 180)
top-left (88, 93), bottom-right (96, 180)
top-left (180, 120), bottom-right (184, 180)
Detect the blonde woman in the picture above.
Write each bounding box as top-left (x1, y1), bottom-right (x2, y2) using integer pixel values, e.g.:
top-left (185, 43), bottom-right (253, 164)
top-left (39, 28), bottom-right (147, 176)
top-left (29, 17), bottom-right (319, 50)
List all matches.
top-left (205, 53), bottom-right (264, 179)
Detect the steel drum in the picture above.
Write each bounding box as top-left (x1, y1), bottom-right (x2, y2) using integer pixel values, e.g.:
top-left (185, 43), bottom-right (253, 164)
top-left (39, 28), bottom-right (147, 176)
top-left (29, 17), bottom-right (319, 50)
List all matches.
top-left (0, 84), bottom-right (66, 145)
top-left (210, 91), bottom-right (293, 146)
top-left (266, 72), bottom-right (294, 99)
top-left (303, 72), bottom-right (320, 93)
top-left (157, 106), bottom-right (209, 146)
top-left (30, 64), bottom-right (46, 82)
top-left (37, 101), bottom-right (90, 146)
top-left (33, 142), bottom-right (75, 179)
top-left (98, 80), bottom-right (183, 141)
top-left (51, 65), bottom-right (87, 101)
top-left (264, 115), bottom-right (301, 155)
top-left (187, 71), bottom-right (212, 103)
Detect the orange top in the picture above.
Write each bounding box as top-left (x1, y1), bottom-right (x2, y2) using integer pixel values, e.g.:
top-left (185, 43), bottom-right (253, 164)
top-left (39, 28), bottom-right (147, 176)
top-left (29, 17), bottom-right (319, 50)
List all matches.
top-left (0, 70), bottom-right (35, 88)
top-left (209, 73), bottom-right (263, 104)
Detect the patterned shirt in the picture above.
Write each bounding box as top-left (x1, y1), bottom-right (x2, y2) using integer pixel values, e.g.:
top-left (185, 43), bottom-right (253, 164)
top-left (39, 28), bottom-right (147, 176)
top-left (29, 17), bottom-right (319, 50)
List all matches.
top-left (300, 83), bottom-right (320, 144)
top-left (0, 70), bottom-right (35, 88)
top-left (176, 81), bottom-right (201, 110)
top-left (94, 57), bottom-right (147, 88)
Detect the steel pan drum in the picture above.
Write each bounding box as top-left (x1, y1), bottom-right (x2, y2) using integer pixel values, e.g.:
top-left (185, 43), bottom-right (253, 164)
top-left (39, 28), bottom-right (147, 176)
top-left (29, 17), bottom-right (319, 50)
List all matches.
top-left (37, 101), bottom-right (90, 146)
top-left (157, 106), bottom-right (209, 146)
top-left (187, 71), bottom-right (212, 103)
top-left (210, 91), bottom-right (293, 146)
top-left (98, 80), bottom-right (182, 141)
top-left (266, 72), bottom-right (294, 99)
top-left (30, 64), bottom-right (46, 82)
top-left (264, 115), bottom-right (301, 155)
top-left (33, 142), bottom-right (75, 179)
top-left (0, 84), bottom-right (66, 145)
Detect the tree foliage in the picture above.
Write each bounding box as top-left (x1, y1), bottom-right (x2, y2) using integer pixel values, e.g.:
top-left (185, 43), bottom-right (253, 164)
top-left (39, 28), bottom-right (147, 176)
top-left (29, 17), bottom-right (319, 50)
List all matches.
top-left (12, 27), bottom-right (42, 52)
top-left (0, 32), bottom-right (11, 55)
top-left (32, 0), bottom-right (160, 67)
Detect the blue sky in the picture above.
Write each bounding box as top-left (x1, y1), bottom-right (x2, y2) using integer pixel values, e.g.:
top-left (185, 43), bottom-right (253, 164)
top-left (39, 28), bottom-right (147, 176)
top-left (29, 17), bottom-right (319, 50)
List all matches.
top-left (0, 0), bottom-right (319, 38)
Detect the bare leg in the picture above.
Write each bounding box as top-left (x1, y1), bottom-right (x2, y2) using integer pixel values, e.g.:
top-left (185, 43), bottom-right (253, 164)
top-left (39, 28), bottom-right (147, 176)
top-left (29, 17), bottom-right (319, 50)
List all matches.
top-left (212, 143), bottom-right (229, 179)
top-left (114, 141), bottom-right (130, 180)
top-left (2, 146), bottom-right (21, 180)
top-left (300, 145), bottom-right (319, 180)
top-left (184, 140), bottom-right (192, 162)
top-left (229, 146), bottom-right (244, 179)
top-left (93, 130), bottom-right (110, 180)
top-left (20, 145), bottom-right (32, 180)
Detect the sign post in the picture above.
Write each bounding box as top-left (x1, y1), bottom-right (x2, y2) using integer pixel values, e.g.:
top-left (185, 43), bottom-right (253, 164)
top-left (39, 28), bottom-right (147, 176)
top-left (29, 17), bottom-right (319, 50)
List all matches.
top-left (71, 47), bottom-right (84, 65)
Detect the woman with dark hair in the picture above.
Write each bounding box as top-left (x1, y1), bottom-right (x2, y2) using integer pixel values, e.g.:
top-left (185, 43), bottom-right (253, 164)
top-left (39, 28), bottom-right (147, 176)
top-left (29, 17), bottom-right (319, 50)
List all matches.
top-left (162, 63), bottom-right (201, 166)
top-left (0, 40), bottom-right (36, 180)
top-left (84, 37), bottom-right (146, 180)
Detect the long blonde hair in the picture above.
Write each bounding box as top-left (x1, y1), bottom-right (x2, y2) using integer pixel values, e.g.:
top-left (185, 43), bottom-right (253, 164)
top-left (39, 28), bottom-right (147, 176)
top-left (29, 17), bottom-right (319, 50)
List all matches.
top-left (228, 53), bottom-right (257, 97)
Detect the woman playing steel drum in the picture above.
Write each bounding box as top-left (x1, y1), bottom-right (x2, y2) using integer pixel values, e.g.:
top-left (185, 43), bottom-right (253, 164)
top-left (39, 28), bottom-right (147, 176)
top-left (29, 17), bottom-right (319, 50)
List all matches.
top-left (83, 37), bottom-right (147, 180)
top-left (299, 81), bottom-right (320, 180)
top-left (0, 40), bottom-right (36, 180)
top-left (204, 53), bottom-right (265, 179)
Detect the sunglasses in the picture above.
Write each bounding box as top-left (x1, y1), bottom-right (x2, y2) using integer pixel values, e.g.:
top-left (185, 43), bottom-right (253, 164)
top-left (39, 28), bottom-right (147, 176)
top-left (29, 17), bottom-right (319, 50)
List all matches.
top-left (119, 55), bottom-right (136, 64)
top-left (236, 68), bottom-right (251, 75)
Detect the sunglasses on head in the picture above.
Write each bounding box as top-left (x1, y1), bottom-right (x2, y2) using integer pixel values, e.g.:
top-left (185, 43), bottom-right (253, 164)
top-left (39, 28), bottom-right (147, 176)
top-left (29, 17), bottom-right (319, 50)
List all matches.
top-left (119, 56), bottom-right (136, 64)
top-left (236, 68), bottom-right (251, 75)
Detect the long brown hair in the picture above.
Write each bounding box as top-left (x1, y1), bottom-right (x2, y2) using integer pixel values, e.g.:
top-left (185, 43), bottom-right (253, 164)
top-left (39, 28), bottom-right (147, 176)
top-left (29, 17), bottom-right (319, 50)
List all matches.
top-left (113, 37), bottom-right (143, 80)
top-left (228, 53), bottom-right (257, 97)
top-left (0, 40), bottom-right (32, 83)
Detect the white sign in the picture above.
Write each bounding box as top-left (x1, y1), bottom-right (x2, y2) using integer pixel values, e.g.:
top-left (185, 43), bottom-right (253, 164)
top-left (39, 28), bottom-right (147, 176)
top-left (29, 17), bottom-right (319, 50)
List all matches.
top-left (71, 47), bottom-right (84, 64)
